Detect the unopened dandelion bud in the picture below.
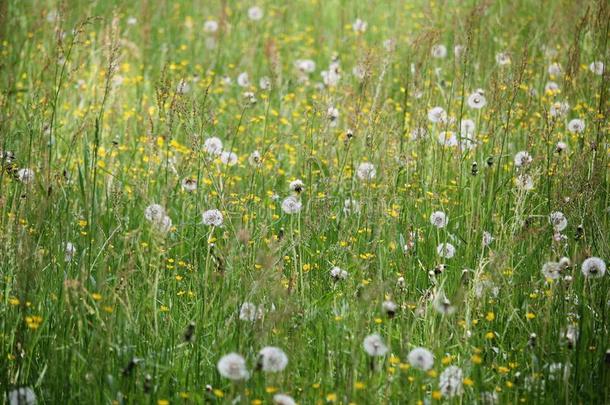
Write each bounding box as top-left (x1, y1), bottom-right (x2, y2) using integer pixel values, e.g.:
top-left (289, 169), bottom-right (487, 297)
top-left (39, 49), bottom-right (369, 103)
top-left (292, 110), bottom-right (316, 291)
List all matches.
top-left (122, 357), bottom-right (141, 377)
top-left (528, 333), bottom-right (537, 348)
top-left (183, 322), bottom-right (195, 342)
top-left (143, 374), bottom-right (153, 393)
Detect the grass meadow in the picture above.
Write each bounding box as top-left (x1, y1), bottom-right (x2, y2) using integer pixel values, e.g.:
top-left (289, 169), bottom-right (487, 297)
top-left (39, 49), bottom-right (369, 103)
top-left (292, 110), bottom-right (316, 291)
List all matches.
top-left (1, 0), bottom-right (609, 403)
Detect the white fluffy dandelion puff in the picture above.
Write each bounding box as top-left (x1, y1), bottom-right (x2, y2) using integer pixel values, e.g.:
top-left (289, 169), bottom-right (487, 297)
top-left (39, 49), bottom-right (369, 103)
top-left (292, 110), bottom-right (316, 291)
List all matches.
top-left (439, 366), bottom-right (464, 398)
top-left (542, 261), bottom-right (562, 280)
top-left (352, 18), bottom-right (367, 33)
top-left (407, 347), bottom-right (434, 370)
top-left (567, 119), bottom-right (585, 134)
top-left (144, 204), bottom-right (166, 223)
top-left (273, 394), bottom-right (296, 405)
top-left (181, 178), bottom-right (197, 192)
top-left (220, 151), bottom-right (238, 166)
top-left (281, 196), bottom-right (302, 214)
top-left (330, 266), bottom-right (348, 281)
top-left (17, 168), bottom-right (35, 184)
top-left (239, 302), bottom-right (262, 321)
top-left (202, 209), bottom-right (224, 226)
top-left (7, 387), bottom-right (37, 405)
top-left (289, 179), bottom-right (305, 194)
top-left (65, 242), bottom-right (76, 262)
top-left (204, 137), bottom-right (223, 155)
top-left (217, 353), bottom-right (250, 381)
top-left (428, 106), bottom-right (447, 123)
top-left (247, 6), bottom-right (263, 21)
top-left (257, 346), bottom-right (288, 372)
top-left (363, 333), bottom-right (388, 356)
top-left (495, 52), bottom-right (511, 66)
top-left (437, 242), bottom-right (456, 259)
top-left (589, 61), bottom-right (604, 75)
top-left (514, 151), bottom-right (532, 167)
top-left (549, 211), bottom-right (568, 232)
top-left (467, 91), bottom-right (486, 109)
top-left (356, 162), bottom-right (376, 181)
top-left (430, 211), bottom-right (448, 228)
top-left (581, 257), bottom-right (606, 279)
top-left (431, 44), bottom-right (447, 59)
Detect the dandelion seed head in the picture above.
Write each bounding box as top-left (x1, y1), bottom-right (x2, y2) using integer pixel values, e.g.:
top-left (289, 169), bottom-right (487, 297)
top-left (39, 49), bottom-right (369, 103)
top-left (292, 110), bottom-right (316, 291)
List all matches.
top-left (273, 394), bottom-right (296, 405)
top-left (157, 215), bottom-right (173, 233)
top-left (433, 295), bottom-right (456, 315)
top-left (438, 131), bottom-right (458, 147)
top-left (181, 178), bottom-right (197, 192)
top-left (243, 91), bottom-right (257, 104)
top-left (289, 179), bottom-right (305, 193)
top-left (482, 231), bottom-right (494, 247)
top-left (217, 353), bottom-right (249, 381)
top-left (237, 72), bottom-right (250, 88)
top-left (548, 62), bottom-right (562, 76)
top-left (581, 257), bottom-right (606, 279)
top-left (330, 266), bottom-right (348, 280)
top-left (550, 101), bottom-right (570, 118)
top-left (343, 199), bottom-right (361, 215)
top-left (549, 211), bottom-right (567, 232)
top-left (281, 196), bottom-right (302, 214)
top-left (203, 20), bottom-right (218, 33)
top-left (437, 243), bottom-right (456, 259)
top-left (247, 6), bottom-right (263, 21)
top-left (259, 76), bottom-right (271, 90)
top-left (567, 119), bottom-right (585, 134)
top-left (204, 137), bottom-right (223, 155)
top-left (559, 257), bottom-right (571, 269)
top-left (382, 300), bottom-right (397, 316)
top-left (258, 346), bottom-right (288, 372)
top-left (454, 44), bottom-right (465, 58)
top-left (495, 52), bottom-right (511, 66)
top-left (352, 18), bottom-right (367, 33)
top-left (144, 204), bottom-right (166, 223)
top-left (65, 242), bottom-right (76, 262)
top-left (17, 168), bottom-right (35, 184)
top-left (356, 162), bottom-right (376, 181)
top-left (428, 106), bottom-right (447, 123)
top-left (480, 391), bottom-right (499, 404)
top-left (327, 106), bottom-right (339, 123)
top-left (467, 91), bottom-right (486, 109)
top-left (7, 387), bottom-right (37, 405)
top-left (515, 174), bottom-right (534, 191)
top-left (589, 61), bottom-right (604, 75)
top-left (460, 119), bottom-right (476, 136)
top-left (239, 302), bottom-right (262, 321)
top-left (514, 151), bottom-right (532, 167)
top-left (556, 141), bottom-right (568, 153)
top-left (542, 261), bottom-right (562, 280)
top-left (407, 347), bottom-right (434, 370)
top-left (430, 211), bottom-right (448, 228)
top-left (220, 150), bottom-right (238, 166)
top-left (202, 209), bottom-right (224, 226)
top-left (431, 44), bottom-right (447, 59)
top-left (363, 333), bottom-right (388, 356)
top-left (248, 150), bottom-right (262, 167)
top-left (439, 365), bottom-right (464, 398)
top-left (295, 59), bottom-right (316, 74)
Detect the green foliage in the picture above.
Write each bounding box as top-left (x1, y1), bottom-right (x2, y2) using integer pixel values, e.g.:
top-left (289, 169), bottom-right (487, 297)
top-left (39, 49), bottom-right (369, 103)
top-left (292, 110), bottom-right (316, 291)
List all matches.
top-left (0, 0), bottom-right (609, 403)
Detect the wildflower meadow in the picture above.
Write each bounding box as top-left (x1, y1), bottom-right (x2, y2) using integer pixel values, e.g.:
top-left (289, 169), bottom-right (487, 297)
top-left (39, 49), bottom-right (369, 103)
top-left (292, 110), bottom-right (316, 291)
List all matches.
top-left (1, 0), bottom-right (609, 403)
